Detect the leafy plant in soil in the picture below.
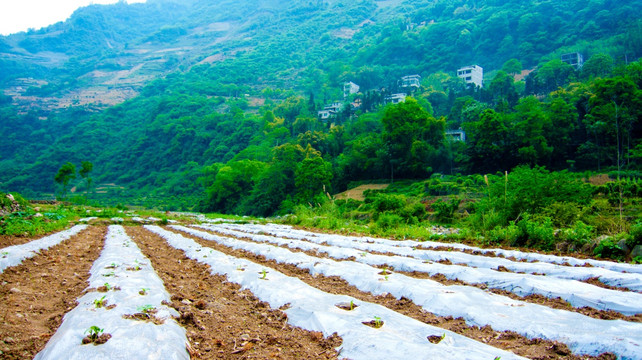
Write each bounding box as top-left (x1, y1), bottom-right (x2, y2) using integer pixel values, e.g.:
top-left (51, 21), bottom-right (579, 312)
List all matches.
top-left (94, 296), bottom-right (108, 308)
top-left (259, 269), bottom-right (269, 280)
top-left (363, 316), bottom-right (384, 328)
top-left (336, 300), bottom-right (359, 311)
top-left (82, 326), bottom-right (111, 345)
top-left (139, 288), bottom-right (149, 295)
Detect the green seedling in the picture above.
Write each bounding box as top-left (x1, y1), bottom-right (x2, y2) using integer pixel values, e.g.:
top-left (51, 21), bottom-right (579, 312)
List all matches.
top-left (260, 269), bottom-right (268, 280)
top-left (381, 266), bottom-right (388, 275)
top-left (494, 357), bottom-right (501, 360)
top-left (94, 296), bottom-right (107, 308)
top-left (139, 288), bottom-right (149, 295)
top-left (360, 252), bottom-right (367, 257)
top-left (103, 283), bottom-right (112, 290)
top-left (349, 300), bottom-right (355, 310)
top-left (84, 326), bottom-right (104, 340)
top-left (384, 274), bottom-right (389, 281)
top-left (137, 304), bottom-right (155, 314)
top-left (102, 271), bottom-right (115, 277)
top-left (373, 316), bottom-right (383, 328)
top-left (1, 251), bottom-right (8, 257)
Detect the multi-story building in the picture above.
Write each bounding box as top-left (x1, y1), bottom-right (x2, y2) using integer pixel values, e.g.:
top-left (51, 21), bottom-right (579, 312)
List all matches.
top-left (457, 65), bottom-right (483, 88)
top-left (401, 75), bottom-right (421, 89)
top-left (561, 52), bottom-right (584, 70)
top-left (343, 81), bottom-right (360, 98)
top-left (385, 93), bottom-right (407, 104)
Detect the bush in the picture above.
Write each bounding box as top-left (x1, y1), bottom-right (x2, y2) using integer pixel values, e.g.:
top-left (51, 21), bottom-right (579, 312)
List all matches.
top-left (593, 238), bottom-right (624, 260)
top-left (562, 221), bottom-right (595, 247)
top-left (375, 212), bottom-right (404, 231)
top-left (432, 198), bottom-right (460, 223)
top-left (627, 222), bottom-right (642, 248)
top-left (486, 223), bottom-right (522, 246)
top-left (514, 216), bottom-right (555, 250)
top-left (371, 193), bottom-right (406, 213)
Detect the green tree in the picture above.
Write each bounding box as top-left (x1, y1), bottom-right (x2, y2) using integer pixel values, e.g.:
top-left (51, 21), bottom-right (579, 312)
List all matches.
top-left (295, 147), bottom-right (333, 204)
top-left (79, 161), bottom-right (93, 199)
top-left (581, 54), bottom-right (614, 80)
top-left (463, 109), bottom-right (511, 173)
top-left (512, 96), bottom-right (553, 166)
top-left (501, 59), bottom-right (523, 75)
top-left (54, 162), bottom-right (76, 199)
top-left (381, 98), bottom-right (445, 180)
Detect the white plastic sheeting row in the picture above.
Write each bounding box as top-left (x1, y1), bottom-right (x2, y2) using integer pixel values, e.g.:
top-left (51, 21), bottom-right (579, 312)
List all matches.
top-left (239, 223), bottom-right (642, 274)
top-left (176, 225), bottom-right (642, 360)
top-left (0, 225), bottom-right (87, 273)
top-left (219, 223), bottom-right (642, 291)
top-left (199, 224), bottom-right (642, 315)
top-left (145, 225), bottom-right (527, 360)
top-left (35, 225), bottom-right (189, 360)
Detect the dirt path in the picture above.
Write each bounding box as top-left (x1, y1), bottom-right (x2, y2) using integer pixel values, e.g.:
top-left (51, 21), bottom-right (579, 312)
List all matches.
top-left (172, 226), bottom-right (618, 360)
top-left (126, 226), bottom-right (341, 359)
top-left (0, 226), bottom-right (107, 359)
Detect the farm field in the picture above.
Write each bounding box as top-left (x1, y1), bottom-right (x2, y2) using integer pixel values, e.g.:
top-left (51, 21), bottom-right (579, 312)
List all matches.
top-left (1, 220), bottom-right (640, 359)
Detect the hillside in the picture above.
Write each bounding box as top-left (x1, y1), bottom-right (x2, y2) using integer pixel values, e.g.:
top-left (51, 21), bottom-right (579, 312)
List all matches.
top-left (0, 0), bottom-right (641, 212)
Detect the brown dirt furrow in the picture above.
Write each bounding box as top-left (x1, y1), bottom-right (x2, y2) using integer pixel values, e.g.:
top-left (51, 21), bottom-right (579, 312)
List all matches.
top-left (0, 225), bottom-right (107, 359)
top-left (173, 226), bottom-right (618, 360)
top-left (204, 228), bottom-right (642, 323)
top-left (125, 226), bottom-right (340, 359)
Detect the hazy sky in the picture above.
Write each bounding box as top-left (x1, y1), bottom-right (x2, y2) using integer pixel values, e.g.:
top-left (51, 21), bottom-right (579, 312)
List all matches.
top-left (0, 0), bottom-right (147, 36)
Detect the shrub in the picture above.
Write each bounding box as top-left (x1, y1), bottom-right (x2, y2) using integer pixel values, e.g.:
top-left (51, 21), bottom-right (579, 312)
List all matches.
top-left (515, 216), bottom-right (555, 250)
top-left (627, 222), bottom-right (642, 248)
top-left (562, 221), bottom-right (595, 247)
top-left (593, 238), bottom-right (624, 260)
top-left (375, 212), bottom-right (404, 231)
top-left (486, 223), bottom-right (522, 246)
top-left (371, 193), bottom-right (406, 213)
top-left (432, 198), bottom-right (460, 223)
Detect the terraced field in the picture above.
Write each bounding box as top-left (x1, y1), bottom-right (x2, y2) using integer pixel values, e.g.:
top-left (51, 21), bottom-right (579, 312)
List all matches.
top-left (1, 220), bottom-right (640, 359)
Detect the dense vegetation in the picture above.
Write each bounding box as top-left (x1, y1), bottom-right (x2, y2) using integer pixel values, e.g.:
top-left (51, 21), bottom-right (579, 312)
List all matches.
top-left (1, 0), bottom-right (642, 257)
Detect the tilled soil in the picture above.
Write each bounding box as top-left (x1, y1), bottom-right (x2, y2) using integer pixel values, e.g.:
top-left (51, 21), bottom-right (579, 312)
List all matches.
top-left (175, 226), bottom-right (618, 360)
top-left (0, 226), bottom-right (107, 359)
top-left (126, 226), bottom-right (341, 359)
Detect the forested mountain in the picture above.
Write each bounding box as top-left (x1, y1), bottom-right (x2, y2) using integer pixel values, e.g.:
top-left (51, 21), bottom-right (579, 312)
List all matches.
top-left (0, 0), bottom-right (641, 212)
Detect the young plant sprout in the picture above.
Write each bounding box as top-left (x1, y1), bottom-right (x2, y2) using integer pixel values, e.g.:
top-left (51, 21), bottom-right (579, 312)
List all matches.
top-left (260, 269), bottom-right (268, 280)
top-left (139, 288), bottom-right (149, 295)
top-left (84, 326), bottom-right (104, 340)
top-left (102, 271), bottom-right (115, 277)
top-left (137, 304), bottom-right (154, 314)
top-left (94, 296), bottom-right (107, 308)
top-left (104, 283), bottom-right (112, 290)
top-left (350, 300), bottom-right (355, 310)
top-left (373, 316), bottom-right (383, 328)
top-left (1, 251), bottom-right (9, 257)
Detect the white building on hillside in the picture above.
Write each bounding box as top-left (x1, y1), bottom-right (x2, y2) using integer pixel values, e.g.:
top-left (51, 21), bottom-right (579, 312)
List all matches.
top-left (457, 65), bottom-right (483, 88)
top-left (385, 93), bottom-right (407, 104)
top-left (401, 75), bottom-right (421, 89)
top-left (343, 82), bottom-right (360, 98)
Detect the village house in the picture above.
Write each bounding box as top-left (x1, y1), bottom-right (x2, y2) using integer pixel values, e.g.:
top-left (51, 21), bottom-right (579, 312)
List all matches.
top-left (457, 65), bottom-right (483, 88)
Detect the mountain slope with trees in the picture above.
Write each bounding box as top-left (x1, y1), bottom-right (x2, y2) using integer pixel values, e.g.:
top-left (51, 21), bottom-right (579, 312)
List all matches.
top-left (0, 0), bottom-right (641, 216)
